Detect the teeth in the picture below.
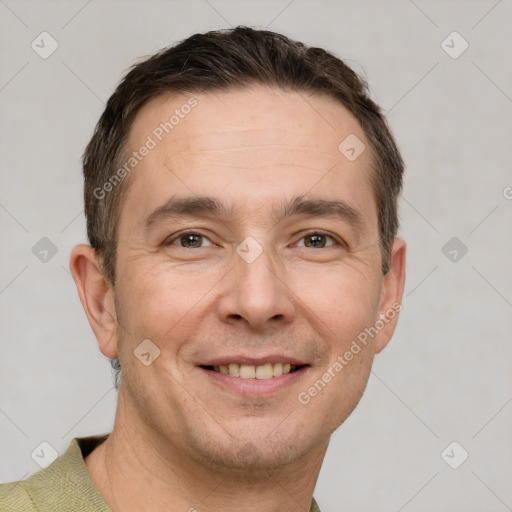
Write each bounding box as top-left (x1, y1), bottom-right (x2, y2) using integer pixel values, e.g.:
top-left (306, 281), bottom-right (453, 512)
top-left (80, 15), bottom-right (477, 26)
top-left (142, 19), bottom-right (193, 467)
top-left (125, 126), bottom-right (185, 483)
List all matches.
top-left (240, 364), bottom-right (256, 378)
top-left (211, 362), bottom-right (298, 380)
top-left (255, 363), bottom-right (273, 380)
top-left (228, 363), bottom-right (240, 377)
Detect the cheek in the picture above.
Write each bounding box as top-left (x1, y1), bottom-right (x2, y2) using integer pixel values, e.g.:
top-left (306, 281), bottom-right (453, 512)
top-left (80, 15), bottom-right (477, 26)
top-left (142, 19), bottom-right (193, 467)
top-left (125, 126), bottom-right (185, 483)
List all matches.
top-left (288, 261), bottom-right (381, 341)
top-left (114, 259), bottom-right (224, 349)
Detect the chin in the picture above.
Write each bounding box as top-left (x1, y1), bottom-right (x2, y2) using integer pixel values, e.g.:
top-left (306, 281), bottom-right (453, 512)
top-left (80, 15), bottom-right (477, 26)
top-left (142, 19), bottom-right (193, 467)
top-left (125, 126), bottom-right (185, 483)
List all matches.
top-left (183, 421), bottom-right (326, 472)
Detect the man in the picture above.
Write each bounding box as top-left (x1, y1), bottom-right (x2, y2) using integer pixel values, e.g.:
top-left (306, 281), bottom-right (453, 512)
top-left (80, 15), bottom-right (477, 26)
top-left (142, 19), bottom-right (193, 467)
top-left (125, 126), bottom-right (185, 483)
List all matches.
top-left (1, 26), bottom-right (405, 511)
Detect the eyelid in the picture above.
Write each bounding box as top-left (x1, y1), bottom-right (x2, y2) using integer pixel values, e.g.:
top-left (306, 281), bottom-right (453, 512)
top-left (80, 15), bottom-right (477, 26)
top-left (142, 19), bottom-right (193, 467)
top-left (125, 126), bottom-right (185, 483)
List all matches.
top-left (165, 230), bottom-right (215, 247)
top-left (294, 230), bottom-right (346, 248)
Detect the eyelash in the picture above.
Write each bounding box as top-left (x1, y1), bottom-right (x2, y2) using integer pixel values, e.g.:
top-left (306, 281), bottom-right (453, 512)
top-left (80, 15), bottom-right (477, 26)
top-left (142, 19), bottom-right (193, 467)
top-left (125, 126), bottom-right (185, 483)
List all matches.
top-left (165, 230), bottom-right (342, 249)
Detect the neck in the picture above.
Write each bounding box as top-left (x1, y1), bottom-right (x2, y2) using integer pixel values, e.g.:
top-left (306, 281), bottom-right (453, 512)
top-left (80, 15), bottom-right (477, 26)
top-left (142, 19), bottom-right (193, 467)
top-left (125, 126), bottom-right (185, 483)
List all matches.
top-left (85, 389), bottom-right (326, 512)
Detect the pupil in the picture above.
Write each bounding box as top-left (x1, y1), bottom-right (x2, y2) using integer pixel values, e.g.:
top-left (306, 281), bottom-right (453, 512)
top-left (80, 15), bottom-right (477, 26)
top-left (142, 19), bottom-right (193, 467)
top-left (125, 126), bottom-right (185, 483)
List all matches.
top-left (182, 234), bottom-right (201, 247)
top-left (306, 234), bottom-right (325, 248)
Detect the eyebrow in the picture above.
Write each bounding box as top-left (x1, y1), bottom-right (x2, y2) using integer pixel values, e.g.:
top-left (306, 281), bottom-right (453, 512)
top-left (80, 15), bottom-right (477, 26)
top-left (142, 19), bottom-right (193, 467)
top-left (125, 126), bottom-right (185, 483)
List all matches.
top-left (144, 196), bottom-right (235, 229)
top-left (274, 195), bottom-right (364, 231)
top-left (144, 194), bottom-right (364, 232)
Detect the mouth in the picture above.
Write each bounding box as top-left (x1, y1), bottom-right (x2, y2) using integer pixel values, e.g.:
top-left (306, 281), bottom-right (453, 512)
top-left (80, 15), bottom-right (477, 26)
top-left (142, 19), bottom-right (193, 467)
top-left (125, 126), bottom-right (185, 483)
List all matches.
top-left (200, 362), bottom-right (306, 380)
top-left (198, 358), bottom-right (310, 396)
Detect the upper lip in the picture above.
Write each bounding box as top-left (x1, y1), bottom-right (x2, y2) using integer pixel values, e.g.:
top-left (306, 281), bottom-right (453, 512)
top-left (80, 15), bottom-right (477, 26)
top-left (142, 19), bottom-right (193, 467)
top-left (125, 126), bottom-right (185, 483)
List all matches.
top-left (200, 355), bottom-right (308, 366)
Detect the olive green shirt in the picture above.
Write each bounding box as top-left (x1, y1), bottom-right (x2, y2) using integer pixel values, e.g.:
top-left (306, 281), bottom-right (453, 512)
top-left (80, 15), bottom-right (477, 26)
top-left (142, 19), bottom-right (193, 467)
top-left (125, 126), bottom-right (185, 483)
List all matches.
top-left (1, 435), bottom-right (321, 511)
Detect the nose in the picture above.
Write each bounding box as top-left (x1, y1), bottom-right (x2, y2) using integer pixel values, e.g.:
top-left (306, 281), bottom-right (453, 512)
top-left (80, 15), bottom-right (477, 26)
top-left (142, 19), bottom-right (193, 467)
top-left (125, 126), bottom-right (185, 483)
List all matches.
top-left (217, 243), bottom-right (296, 330)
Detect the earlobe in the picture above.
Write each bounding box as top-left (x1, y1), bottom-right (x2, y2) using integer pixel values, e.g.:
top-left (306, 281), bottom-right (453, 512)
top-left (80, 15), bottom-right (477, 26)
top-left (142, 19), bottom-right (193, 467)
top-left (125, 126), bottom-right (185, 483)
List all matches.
top-left (375, 238), bottom-right (406, 353)
top-left (69, 244), bottom-right (119, 359)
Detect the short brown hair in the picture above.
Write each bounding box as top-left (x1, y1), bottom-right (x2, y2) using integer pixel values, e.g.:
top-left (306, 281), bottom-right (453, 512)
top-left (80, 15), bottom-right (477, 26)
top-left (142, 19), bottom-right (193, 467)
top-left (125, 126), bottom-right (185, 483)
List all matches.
top-left (83, 25), bottom-right (403, 285)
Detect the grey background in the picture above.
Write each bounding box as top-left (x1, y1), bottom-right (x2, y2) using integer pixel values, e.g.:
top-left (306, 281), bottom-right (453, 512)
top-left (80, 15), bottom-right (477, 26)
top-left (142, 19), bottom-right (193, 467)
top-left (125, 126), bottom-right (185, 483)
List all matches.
top-left (1, 1), bottom-right (511, 511)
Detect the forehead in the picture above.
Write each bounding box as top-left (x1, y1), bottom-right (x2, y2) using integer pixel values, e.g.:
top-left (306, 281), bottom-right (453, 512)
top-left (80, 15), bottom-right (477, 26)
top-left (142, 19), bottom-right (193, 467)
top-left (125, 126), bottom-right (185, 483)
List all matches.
top-left (120, 86), bottom-right (376, 229)
top-left (129, 86), bottom-right (366, 156)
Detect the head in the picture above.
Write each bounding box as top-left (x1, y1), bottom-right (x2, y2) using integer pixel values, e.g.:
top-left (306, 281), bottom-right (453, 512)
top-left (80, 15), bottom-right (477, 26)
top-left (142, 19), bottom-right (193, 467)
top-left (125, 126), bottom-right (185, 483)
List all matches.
top-left (71, 26), bottom-right (405, 470)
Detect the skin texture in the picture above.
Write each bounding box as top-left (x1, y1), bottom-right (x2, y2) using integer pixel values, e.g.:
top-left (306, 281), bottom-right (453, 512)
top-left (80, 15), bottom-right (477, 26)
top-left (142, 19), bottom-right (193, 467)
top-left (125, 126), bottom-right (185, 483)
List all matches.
top-left (70, 86), bottom-right (406, 512)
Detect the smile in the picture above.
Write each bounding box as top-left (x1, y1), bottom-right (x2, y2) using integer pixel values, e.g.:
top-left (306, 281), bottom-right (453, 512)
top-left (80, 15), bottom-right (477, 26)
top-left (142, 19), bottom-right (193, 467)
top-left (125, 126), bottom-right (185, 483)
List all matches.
top-left (203, 362), bottom-right (300, 380)
top-left (199, 356), bottom-right (310, 396)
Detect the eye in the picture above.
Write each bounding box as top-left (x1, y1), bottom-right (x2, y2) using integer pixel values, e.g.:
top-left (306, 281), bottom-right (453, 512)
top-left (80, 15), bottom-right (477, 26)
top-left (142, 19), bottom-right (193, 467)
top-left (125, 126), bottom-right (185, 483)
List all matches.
top-left (296, 232), bottom-right (336, 249)
top-left (167, 232), bottom-right (215, 249)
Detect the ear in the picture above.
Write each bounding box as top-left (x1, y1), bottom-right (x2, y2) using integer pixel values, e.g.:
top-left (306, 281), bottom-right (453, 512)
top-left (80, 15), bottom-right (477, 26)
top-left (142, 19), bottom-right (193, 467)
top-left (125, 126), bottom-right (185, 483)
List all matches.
top-left (374, 238), bottom-right (406, 354)
top-left (69, 244), bottom-right (118, 359)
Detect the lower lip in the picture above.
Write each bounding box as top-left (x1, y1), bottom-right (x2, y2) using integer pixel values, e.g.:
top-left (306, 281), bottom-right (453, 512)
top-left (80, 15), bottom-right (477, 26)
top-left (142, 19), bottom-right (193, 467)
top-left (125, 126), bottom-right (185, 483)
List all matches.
top-left (199, 366), bottom-right (310, 396)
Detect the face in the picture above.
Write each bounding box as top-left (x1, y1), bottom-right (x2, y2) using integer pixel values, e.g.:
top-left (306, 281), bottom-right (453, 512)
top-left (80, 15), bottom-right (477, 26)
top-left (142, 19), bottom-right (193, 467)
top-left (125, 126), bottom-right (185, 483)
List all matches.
top-left (105, 86), bottom-right (404, 469)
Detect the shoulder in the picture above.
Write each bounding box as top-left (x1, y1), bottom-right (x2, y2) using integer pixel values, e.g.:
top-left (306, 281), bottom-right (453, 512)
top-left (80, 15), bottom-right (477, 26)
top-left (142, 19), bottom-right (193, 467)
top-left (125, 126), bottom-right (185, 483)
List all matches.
top-left (0, 480), bottom-right (38, 512)
top-left (0, 434), bottom-right (110, 512)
